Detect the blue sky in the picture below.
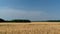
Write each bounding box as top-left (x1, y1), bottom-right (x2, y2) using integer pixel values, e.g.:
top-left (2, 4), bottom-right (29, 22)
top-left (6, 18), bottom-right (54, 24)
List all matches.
top-left (0, 0), bottom-right (60, 21)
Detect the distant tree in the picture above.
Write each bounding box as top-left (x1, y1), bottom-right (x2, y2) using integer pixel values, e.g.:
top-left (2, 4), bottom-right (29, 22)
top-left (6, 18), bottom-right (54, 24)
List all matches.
top-left (47, 20), bottom-right (60, 22)
top-left (10, 19), bottom-right (31, 22)
top-left (0, 18), bottom-right (5, 22)
top-left (0, 18), bottom-right (31, 23)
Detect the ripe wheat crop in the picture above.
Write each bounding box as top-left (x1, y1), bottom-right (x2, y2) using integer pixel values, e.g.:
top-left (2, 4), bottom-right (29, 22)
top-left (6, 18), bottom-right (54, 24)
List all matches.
top-left (0, 22), bottom-right (60, 34)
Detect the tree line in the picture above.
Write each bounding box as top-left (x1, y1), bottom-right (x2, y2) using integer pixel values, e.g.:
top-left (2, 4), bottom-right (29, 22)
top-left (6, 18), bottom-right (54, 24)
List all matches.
top-left (0, 18), bottom-right (31, 23)
top-left (32, 20), bottom-right (60, 22)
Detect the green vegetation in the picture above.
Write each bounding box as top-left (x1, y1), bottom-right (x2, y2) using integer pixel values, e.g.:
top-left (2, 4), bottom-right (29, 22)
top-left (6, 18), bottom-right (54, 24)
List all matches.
top-left (47, 20), bottom-right (60, 22)
top-left (9, 19), bottom-right (31, 22)
top-left (32, 20), bottom-right (60, 22)
top-left (0, 18), bottom-right (6, 22)
top-left (0, 18), bottom-right (31, 23)
top-left (1, 18), bottom-right (60, 22)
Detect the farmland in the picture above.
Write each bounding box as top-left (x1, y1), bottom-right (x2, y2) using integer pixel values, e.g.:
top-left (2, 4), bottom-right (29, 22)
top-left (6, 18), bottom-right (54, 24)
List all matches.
top-left (0, 22), bottom-right (60, 34)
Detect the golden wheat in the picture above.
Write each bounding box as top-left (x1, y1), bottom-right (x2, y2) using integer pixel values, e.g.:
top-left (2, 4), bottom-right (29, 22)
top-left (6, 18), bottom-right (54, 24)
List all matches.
top-left (0, 22), bottom-right (60, 34)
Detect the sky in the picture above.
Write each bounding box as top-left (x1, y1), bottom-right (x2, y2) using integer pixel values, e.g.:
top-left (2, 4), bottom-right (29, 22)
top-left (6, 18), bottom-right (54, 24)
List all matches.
top-left (0, 0), bottom-right (60, 21)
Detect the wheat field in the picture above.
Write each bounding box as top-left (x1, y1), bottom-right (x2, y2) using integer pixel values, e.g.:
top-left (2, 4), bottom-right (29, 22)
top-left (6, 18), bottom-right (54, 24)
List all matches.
top-left (0, 22), bottom-right (60, 34)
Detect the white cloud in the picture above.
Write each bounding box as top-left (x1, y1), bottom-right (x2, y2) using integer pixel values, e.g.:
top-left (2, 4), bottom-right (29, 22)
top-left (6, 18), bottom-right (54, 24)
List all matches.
top-left (0, 7), bottom-right (47, 20)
